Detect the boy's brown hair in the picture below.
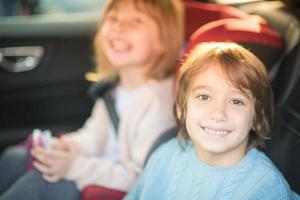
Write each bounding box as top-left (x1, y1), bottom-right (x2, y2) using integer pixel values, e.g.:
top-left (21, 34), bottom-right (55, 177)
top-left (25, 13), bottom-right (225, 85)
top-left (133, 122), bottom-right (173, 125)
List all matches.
top-left (88, 0), bottom-right (184, 81)
top-left (175, 42), bottom-right (274, 148)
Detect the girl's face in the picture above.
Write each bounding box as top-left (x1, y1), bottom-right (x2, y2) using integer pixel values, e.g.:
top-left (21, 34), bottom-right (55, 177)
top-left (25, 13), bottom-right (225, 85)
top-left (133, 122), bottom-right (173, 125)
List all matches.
top-left (99, 2), bottom-right (164, 72)
top-left (185, 63), bottom-right (255, 167)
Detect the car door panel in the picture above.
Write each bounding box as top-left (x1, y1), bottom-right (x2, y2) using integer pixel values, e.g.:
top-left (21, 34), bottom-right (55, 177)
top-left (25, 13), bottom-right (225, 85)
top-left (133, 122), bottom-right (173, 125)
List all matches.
top-left (0, 15), bottom-right (98, 151)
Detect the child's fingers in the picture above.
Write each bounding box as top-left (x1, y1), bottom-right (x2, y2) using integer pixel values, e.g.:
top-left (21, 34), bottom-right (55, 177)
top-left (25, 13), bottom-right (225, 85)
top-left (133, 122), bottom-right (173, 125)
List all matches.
top-left (32, 141), bottom-right (39, 148)
top-left (31, 148), bottom-right (54, 166)
top-left (33, 160), bottom-right (52, 174)
top-left (51, 137), bottom-right (69, 151)
top-left (31, 147), bottom-right (45, 160)
top-left (60, 135), bottom-right (81, 154)
top-left (46, 150), bottom-right (70, 162)
top-left (31, 145), bottom-right (44, 153)
top-left (32, 148), bottom-right (69, 168)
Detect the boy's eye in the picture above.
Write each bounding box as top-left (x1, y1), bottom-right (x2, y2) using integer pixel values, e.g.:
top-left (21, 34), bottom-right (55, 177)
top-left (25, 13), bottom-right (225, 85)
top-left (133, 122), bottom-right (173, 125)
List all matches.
top-left (231, 99), bottom-right (245, 105)
top-left (196, 94), bottom-right (211, 101)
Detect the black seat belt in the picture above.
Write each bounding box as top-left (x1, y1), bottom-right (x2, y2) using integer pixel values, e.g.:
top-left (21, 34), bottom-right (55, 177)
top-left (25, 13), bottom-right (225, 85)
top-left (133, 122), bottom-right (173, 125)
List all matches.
top-left (88, 79), bottom-right (120, 133)
top-left (103, 91), bottom-right (119, 133)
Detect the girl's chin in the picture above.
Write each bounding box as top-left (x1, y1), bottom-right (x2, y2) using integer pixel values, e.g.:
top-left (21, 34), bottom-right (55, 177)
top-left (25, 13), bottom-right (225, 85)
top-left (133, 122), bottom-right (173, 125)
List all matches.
top-left (106, 58), bottom-right (131, 68)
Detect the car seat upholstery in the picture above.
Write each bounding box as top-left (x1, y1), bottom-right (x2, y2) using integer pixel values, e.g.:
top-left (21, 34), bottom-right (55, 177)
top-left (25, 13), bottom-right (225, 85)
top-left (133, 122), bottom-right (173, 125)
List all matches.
top-left (272, 43), bottom-right (300, 109)
top-left (184, 0), bottom-right (248, 39)
top-left (264, 42), bottom-right (300, 194)
top-left (239, 0), bottom-right (300, 81)
top-left (181, 17), bottom-right (284, 72)
top-left (81, 185), bottom-right (126, 200)
top-left (239, 0), bottom-right (300, 108)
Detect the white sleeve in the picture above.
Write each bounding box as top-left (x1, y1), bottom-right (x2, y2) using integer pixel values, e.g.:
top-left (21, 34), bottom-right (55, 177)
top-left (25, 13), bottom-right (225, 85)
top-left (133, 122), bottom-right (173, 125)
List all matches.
top-left (66, 99), bottom-right (110, 155)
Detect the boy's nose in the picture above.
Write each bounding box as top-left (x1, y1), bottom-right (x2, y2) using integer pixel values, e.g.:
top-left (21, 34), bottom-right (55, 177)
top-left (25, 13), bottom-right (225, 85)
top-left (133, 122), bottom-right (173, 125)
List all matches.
top-left (209, 102), bottom-right (227, 123)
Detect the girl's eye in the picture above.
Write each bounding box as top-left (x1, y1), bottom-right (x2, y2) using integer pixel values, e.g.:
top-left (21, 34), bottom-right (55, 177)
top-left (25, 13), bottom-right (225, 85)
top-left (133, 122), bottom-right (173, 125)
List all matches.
top-left (106, 15), bottom-right (117, 22)
top-left (231, 99), bottom-right (245, 105)
top-left (196, 95), bottom-right (211, 101)
top-left (130, 17), bottom-right (143, 24)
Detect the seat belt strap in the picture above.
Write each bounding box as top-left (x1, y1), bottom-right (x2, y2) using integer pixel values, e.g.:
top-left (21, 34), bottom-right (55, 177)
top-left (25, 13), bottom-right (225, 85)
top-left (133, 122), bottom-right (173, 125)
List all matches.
top-left (103, 91), bottom-right (119, 133)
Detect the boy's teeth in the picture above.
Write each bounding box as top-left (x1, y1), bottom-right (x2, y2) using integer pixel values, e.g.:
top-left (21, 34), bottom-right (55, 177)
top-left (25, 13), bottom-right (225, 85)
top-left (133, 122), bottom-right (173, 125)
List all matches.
top-left (204, 127), bottom-right (229, 135)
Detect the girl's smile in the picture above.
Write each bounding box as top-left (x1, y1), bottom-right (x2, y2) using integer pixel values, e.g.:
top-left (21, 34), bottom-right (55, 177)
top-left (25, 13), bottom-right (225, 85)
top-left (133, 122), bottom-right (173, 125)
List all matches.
top-left (108, 38), bottom-right (131, 53)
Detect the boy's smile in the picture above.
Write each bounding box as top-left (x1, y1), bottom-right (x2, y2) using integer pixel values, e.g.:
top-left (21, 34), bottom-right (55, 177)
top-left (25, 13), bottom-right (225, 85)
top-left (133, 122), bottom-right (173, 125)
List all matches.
top-left (186, 63), bottom-right (255, 167)
top-left (201, 126), bottom-right (231, 137)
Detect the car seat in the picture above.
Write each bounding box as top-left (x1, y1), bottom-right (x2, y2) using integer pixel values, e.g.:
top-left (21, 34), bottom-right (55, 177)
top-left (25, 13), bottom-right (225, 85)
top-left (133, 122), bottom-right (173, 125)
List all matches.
top-left (184, 0), bottom-right (248, 39)
top-left (181, 17), bottom-right (284, 71)
top-left (238, 0), bottom-right (300, 82)
top-left (81, 184), bottom-right (126, 200)
top-left (264, 42), bottom-right (300, 194)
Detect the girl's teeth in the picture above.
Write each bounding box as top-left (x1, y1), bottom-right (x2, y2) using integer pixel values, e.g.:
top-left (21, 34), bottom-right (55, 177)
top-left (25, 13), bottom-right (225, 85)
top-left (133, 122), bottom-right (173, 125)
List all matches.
top-left (112, 41), bottom-right (129, 51)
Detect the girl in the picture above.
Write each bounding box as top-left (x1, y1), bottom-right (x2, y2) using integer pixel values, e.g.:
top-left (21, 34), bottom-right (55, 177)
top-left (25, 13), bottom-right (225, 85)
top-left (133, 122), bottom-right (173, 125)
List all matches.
top-left (125, 42), bottom-right (294, 199)
top-left (0, 0), bottom-right (184, 199)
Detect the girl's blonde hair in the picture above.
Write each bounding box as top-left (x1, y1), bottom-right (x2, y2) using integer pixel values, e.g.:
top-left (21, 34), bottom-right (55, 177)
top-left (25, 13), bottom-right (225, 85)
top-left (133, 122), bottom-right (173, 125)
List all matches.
top-left (175, 42), bottom-right (274, 149)
top-left (88, 0), bottom-right (184, 82)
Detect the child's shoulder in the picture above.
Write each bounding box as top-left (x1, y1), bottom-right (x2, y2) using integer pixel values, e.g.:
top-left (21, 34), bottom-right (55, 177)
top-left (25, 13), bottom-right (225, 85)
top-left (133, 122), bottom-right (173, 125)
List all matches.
top-left (146, 138), bottom-right (186, 165)
top-left (153, 138), bottom-right (183, 156)
top-left (251, 149), bottom-right (285, 177)
top-left (247, 148), bottom-right (291, 197)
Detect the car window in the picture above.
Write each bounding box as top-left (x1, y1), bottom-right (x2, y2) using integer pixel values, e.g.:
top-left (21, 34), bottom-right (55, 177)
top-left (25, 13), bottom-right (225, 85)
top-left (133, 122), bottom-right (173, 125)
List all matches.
top-left (36, 0), bottom-right (105, 14)
top-left (0, 0), bottom-right (105, 16)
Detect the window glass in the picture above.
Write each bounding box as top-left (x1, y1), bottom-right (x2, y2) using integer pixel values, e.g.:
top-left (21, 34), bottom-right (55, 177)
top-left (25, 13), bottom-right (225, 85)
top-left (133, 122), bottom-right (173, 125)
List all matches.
top-left (0, 0), bottom-right (106, 16)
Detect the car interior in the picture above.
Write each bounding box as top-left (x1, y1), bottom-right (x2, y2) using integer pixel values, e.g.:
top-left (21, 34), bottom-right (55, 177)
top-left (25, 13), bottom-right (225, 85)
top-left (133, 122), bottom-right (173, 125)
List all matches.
top-left (0, 10), bottom-right (98, 152)
top-left (0, 0), bottom-right (299, 199)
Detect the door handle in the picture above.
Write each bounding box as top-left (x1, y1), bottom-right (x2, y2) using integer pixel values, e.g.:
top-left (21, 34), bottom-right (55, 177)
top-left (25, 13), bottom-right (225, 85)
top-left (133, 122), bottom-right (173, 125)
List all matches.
top-left (0, 46), bottom-right (44, 73)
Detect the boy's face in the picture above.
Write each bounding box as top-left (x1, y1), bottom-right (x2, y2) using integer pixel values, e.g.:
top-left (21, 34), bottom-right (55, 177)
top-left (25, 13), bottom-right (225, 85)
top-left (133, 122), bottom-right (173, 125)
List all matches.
top-left (99, 2), bottom-right (164, 72)
top-left (185, 64), bottom-right (255, 167)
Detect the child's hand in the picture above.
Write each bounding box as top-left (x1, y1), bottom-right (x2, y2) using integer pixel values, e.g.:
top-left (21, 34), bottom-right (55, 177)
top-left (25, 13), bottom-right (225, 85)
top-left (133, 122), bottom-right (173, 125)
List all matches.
top-left (31, 136), bottom-right (80, 183)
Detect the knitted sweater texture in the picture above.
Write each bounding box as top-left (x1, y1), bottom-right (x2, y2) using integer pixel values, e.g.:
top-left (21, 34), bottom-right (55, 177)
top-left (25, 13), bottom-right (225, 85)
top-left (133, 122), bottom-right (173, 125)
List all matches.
top-left (126, 138), bottom-right (293, 200)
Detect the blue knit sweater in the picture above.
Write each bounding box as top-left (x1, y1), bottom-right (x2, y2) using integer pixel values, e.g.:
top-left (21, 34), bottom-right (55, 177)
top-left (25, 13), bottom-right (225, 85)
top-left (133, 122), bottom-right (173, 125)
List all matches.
top-left (125, 138), bottom-right (294, 200)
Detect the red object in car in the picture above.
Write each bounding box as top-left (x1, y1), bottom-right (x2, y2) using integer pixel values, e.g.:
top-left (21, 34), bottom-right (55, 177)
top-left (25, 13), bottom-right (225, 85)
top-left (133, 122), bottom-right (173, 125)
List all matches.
top-left (81, 185), bottom-right (126, 200)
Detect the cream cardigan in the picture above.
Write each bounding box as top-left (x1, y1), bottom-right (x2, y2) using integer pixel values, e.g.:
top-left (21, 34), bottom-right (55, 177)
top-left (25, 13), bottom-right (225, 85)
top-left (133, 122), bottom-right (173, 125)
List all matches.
top-left (64, 77), bottom-right (176, 192)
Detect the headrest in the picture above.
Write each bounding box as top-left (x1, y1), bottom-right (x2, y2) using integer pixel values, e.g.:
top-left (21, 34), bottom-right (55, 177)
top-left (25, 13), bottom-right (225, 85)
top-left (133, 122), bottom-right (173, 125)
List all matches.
top-left (181, 17), bottom-right (284, 71)
top-left (184, 1), bottom-right (249, 39)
